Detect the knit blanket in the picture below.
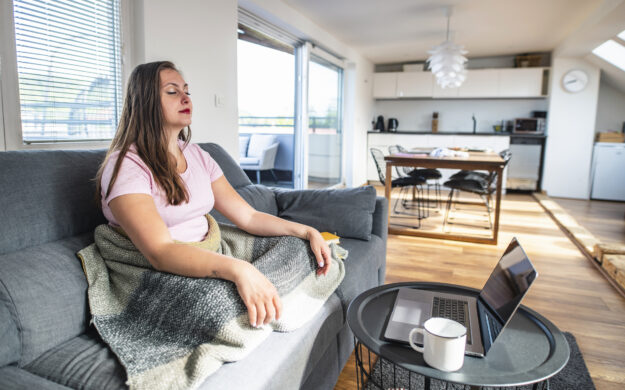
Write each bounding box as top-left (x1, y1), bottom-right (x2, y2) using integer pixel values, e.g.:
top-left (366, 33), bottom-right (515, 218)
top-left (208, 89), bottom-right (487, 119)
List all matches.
top-left (77, 215), bottom-right (346, 390)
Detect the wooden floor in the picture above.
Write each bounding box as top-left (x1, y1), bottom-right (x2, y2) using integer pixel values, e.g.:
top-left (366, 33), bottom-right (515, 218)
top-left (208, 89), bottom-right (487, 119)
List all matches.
top-left (553, 197), bottom-right (625, 245)
top-left (334, 192), bottom-right (625, 390)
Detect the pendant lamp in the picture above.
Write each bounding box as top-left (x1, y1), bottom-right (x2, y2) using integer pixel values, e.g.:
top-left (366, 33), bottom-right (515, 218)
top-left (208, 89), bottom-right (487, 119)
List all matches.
top-left (426, 9), bottom-right (468, 89)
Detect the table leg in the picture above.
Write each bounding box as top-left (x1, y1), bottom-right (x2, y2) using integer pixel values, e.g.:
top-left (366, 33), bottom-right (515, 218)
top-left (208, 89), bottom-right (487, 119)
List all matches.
top-left (385, 163), bottom-right (392, 226)
top-left (492, 165), bottom-right (503, 245)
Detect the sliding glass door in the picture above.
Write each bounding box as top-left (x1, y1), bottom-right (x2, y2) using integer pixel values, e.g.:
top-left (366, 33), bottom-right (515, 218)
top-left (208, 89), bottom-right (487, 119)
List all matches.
top-left (307, 56), bottom-right (343, 188)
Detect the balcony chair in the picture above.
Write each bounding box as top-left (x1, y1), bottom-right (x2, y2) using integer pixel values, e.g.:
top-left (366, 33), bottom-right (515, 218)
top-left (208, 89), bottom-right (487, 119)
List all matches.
top-left (370, 148), bottom-right (427, 227)
top-left (442, 149), bottom-right (512, 232)
top-left (388, 145), bottom-right (442, 209)
top-left (239, 134), bottom-right (279, 184)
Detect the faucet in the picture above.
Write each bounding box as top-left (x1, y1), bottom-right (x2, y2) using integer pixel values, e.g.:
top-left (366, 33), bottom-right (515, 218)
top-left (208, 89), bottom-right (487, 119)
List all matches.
top-left (472, 114), bottom-right (476, 134)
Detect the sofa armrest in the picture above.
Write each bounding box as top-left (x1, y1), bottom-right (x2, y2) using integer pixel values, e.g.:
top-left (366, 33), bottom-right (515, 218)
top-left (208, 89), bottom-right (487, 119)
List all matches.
top-left (273, 186), bottom-right (377, 241)
top-left (371, 196), bottom-right (388, 241)
top-left (0, 366), bottom-right (71, 390)
top-left (258, 143), bottom-right (279, 170)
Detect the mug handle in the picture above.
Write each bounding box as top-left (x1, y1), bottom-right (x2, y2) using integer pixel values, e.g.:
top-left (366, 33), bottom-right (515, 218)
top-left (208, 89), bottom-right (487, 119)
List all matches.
top-left (408, 328), bottom-right (424, 353)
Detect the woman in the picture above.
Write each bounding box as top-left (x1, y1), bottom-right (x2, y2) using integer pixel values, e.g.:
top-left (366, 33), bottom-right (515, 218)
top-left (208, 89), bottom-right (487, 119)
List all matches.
top-left (95, 61), bottom-right (331, 329)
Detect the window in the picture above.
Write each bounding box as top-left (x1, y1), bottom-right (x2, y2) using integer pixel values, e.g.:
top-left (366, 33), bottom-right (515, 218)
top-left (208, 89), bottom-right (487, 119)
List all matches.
top-left (592, 40), bottom-right (625, 72)
top-left (237, 9), bottom-right (345, 189)
top-left (12, 0), bottom-right (122, 143)
top-left (307, 56), bottom-right (343, 188)
top-left (237, 21), bottom-right (297, 188)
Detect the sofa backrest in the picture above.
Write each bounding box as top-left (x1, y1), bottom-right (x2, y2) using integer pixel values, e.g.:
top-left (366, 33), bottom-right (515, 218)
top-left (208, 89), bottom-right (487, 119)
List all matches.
top-left (0, 143), bottom-right (276, 367)
top-left (0, 149), bottom-right (108, 256)
top-left (197, 143), bottom-right (278, 222)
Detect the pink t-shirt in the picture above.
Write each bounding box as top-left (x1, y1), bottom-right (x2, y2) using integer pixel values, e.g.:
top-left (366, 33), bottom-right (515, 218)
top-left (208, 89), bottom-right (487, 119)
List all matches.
top-left (100, 141), bottom-right (223, 242)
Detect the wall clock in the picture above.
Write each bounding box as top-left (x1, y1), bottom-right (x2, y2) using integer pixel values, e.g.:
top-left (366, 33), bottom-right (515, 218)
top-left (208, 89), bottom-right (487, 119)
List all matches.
top-left (562, 69), bottom-right (588, 93)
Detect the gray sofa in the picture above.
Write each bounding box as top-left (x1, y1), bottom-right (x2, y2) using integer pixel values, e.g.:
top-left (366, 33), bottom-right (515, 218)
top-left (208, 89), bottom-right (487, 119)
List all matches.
top-left (0, 143), bottom-right (387, 390)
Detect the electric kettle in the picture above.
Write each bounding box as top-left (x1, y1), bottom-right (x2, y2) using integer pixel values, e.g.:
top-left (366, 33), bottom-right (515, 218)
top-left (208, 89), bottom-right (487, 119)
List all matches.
top-left (388, 118), bottom-right (398, 132)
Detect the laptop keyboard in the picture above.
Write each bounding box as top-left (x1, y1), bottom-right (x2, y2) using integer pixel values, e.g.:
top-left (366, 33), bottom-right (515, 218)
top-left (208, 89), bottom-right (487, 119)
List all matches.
top-left (487, 312), bottom-right (503, 339)
top-left (432, 297), bottom-right (472, 344)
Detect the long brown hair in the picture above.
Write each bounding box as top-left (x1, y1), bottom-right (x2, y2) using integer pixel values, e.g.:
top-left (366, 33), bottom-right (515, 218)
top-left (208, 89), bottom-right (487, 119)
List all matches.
top-left (95, 61), bottom-right (191, 207)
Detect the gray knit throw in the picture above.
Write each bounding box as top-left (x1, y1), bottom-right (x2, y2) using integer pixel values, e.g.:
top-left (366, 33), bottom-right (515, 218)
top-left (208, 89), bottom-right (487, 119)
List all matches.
top-left (77, 219), bottom-right (346, 390)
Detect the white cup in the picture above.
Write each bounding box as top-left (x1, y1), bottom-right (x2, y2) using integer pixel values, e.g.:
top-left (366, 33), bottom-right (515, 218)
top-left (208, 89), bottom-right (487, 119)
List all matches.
top-left (408, 317), bottom-right (467, 372)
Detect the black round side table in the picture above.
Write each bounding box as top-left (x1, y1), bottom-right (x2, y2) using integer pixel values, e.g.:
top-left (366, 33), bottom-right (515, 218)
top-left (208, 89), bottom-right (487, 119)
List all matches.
top-left (346, 282), bottom-right (570, 390)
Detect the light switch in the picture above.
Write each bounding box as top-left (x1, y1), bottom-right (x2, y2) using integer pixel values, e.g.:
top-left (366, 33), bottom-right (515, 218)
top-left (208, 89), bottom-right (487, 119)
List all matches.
top-left (214, 94), bottom-right (224, 108)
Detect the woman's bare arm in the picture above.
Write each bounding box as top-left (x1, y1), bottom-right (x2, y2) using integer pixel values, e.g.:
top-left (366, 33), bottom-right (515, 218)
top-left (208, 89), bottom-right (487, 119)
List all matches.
top-left (211, 176), bottom-right (331, 276)
top-left (108, 193), bottom-right (281, 327)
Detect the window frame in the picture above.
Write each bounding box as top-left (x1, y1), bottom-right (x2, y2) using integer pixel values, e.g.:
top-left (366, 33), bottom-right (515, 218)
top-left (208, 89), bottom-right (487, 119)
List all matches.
top-left (0, 0), bottom-right (132, 151)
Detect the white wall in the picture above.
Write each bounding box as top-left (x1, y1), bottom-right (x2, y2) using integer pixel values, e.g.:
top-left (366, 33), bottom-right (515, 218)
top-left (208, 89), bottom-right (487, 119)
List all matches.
top-left (542, 57), bottom-right (600, 199)
top-left (595, 78), bottom-right (625, 133)
top-left (239, 0), bottom-right (375, 187)
top-left (374, 99), bottom-right (549, 133)
top-left (133, 0), bottom-right (239, 158)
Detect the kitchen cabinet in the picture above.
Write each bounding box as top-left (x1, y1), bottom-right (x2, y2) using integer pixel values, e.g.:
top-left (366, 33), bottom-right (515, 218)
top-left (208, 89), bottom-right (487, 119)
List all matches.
top-left (457, 69), bottom-right (499, 97)
top-left (432, 80), bottom-right (460, 98)
top-left (396, 72), bottom-right (433, 97)
top-left (498, 68), bottom-right (545, 97)
top-left (372, 73), bottom-right (397, 98)
top-left (373, 67), bottom-right (548, 99)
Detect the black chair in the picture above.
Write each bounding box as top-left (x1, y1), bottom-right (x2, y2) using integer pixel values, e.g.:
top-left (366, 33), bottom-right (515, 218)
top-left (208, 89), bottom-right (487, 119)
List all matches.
top-left (388, 145), bottom-right (442, 209)
top-left (449, 149), bottom-right (512, 181)
top-left (442, 149), bottom-right (512, 232)
top-left (370, 148), bottom-right (427, 226)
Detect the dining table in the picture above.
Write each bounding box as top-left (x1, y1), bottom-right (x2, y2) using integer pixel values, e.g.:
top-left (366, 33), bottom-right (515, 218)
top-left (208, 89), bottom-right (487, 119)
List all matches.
top-left (384, 150), bottom-right (505, 245)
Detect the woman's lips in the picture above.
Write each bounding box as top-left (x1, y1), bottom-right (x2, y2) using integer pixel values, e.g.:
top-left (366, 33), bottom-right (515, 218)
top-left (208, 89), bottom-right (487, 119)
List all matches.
top-left (179, 109), bottom-right (191, 114)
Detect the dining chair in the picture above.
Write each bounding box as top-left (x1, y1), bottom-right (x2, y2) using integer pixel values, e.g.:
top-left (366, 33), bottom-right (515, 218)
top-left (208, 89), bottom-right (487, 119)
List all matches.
top-left (370, 148), bottom-right (428, 225)
top-left (442, 149), bottom-right (512, 233)
top-left (388, 145), bottom-right (442, 209)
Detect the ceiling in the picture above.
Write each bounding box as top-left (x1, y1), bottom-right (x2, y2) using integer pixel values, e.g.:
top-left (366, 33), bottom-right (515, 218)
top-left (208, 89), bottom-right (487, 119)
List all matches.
top-left (282, 0), bottom-right (605, 64)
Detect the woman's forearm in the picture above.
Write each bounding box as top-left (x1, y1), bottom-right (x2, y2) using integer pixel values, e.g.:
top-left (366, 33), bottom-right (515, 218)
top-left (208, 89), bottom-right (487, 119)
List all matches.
top-left (240, 211), bottom-right (313, 239)
top-left (150, 242), bottom-right (243, 281)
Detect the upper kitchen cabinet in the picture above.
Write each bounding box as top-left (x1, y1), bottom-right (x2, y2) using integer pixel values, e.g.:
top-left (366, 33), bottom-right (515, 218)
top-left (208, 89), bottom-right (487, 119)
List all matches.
top-left (373, 67), bottom-right (549, 99)
top-left (432, 79), bottom-right (459, 98)
top-left (372, 73), bottom-right (398, 98)
top-left (457, 69), bottom-right (499, 97)
top-left (397, 72), bottom-right (433, 97)
top-left (498, 68), bottom-right (547, 97)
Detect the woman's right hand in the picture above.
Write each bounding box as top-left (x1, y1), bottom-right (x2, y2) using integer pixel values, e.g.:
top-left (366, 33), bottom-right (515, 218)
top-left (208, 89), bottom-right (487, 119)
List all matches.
top-left (232, 261), bottom-right (282, 328)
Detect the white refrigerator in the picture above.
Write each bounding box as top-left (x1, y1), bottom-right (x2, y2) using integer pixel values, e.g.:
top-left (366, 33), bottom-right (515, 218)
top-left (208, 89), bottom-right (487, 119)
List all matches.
top-left (590, 142), bottom-right (625, 201)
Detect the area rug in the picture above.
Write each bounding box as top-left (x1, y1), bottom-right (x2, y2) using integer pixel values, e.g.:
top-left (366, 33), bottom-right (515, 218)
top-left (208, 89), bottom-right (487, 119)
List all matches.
top-left (365, 332), bottom-right (595, 390)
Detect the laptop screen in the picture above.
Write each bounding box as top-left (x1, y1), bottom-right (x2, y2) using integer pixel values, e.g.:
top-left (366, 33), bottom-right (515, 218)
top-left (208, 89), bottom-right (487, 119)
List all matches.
top-left (478, 238), bottom-right (537, 324)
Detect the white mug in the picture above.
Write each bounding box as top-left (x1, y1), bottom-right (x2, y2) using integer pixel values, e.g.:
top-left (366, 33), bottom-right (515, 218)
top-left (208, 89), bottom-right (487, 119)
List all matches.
top-left (408, 317), bottom-right (467, 372)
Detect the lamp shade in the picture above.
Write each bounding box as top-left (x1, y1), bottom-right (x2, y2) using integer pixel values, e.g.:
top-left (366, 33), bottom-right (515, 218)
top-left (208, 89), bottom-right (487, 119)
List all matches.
top-left (427, 40), bottom-right (468, 88)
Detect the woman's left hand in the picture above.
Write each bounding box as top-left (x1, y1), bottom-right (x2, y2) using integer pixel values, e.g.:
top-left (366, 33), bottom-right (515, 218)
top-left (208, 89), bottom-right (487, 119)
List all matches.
top-left (306, 228), bottom-right (331, 276)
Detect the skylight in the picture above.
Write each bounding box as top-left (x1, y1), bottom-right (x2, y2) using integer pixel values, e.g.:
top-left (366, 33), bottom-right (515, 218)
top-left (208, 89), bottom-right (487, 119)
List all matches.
top-left (592, 40), bottom-right (625, 71)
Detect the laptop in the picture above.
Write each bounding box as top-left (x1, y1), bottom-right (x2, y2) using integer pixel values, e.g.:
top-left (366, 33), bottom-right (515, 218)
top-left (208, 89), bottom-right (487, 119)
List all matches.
top-left (383, 237), bottom-right (537, 357)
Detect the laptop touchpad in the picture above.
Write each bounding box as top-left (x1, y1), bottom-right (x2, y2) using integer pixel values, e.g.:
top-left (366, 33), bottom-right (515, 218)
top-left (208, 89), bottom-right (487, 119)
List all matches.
top-left (391, 298), bottom-right (431, 325)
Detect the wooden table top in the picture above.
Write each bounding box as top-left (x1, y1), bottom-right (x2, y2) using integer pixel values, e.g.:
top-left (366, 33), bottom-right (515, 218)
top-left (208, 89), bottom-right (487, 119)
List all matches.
top-left (384, 152), bottom-right (504, 169)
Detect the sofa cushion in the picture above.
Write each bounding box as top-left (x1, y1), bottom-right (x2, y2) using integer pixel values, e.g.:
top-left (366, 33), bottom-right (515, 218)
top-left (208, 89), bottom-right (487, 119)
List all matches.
top-left (24, 326), bottom-right (126, 390)
top-left (239, 135), bottom-right (250, 158)
top-left (246, 134), bottom-right (277, 158)
top-left (210, 184), bottom-right (279, 224)
top-left (239, 156), bottom-right (259, 165)
top-left (275, 186), bottom-right (377, 241)
top-left (333, 235), bottom-right (386, 312)
top-left (0, 300), bottom-right (20, 367)
top-left (0, 366), bottom-right (72, 390)
top-left (0, 233), bottom-right (94, 366)
top-left (197, 143), bottom-right (252, 189)
top-left (0, 149), bottom-right (107, 255)
top-left (199, 293), bottom-right (343, 389)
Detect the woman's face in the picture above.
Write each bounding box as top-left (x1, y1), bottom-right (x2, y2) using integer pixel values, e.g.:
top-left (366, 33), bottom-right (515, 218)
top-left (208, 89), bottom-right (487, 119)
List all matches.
top-left (159, 68), bottom-right (192, 132)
